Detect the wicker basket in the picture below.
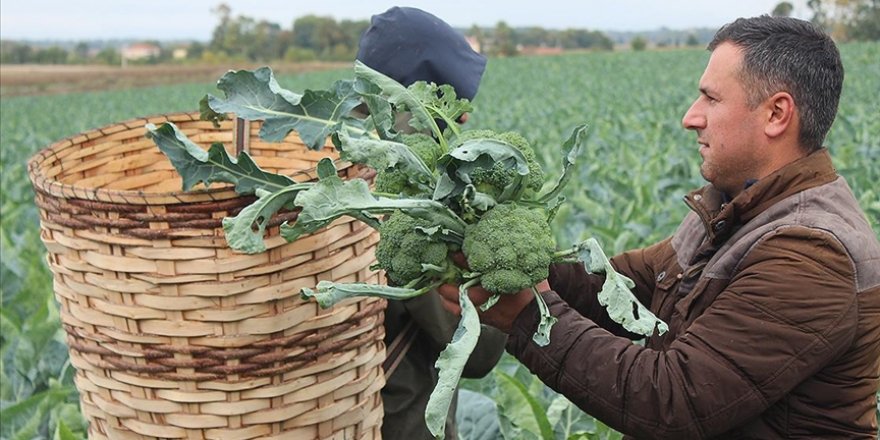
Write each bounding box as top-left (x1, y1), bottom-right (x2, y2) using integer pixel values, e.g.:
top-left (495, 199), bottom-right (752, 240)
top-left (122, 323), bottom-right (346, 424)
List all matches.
top-left (27, 112), bottom-right (387, 439)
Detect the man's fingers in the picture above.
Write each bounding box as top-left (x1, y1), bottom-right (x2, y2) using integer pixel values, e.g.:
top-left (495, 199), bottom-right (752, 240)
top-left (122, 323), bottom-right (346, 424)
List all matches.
top-left (450, 252), bottom-right (469, 270)
top-left (438, 282), bottom-right (493, 309)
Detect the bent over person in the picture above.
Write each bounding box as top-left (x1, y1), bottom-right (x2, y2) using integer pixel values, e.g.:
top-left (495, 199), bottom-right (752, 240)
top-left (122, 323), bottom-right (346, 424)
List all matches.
top-left (356, 7), bottom-right (508, 440)
top-left (438, 15), bottom-right (880, 439)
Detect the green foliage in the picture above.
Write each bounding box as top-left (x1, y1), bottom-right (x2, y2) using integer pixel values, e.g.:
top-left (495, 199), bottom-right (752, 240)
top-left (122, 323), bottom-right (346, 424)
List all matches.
top-left (459, 354), bottom-right (623, 440)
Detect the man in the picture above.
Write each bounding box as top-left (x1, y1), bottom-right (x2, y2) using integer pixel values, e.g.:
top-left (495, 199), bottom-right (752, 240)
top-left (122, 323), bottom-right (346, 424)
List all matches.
top-left (356, 7), bottom-right (508, 440)
top-left (439, 16), bottom-right (880, 439)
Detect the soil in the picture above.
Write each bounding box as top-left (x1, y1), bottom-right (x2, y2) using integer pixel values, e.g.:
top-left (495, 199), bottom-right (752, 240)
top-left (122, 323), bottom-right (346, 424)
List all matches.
top-left (0, 62), bottom-right (349, 97)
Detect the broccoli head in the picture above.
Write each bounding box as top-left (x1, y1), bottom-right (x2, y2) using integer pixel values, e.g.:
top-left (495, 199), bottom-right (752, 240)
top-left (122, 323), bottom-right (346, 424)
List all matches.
top-left (462, 203), bottom-right (555, 294)
top-left (375, 211), bottom-right (453, 286)
top-left (452, 130), bottom-right (544, 199)
top-left (374, 133), bottom-right (442, 196)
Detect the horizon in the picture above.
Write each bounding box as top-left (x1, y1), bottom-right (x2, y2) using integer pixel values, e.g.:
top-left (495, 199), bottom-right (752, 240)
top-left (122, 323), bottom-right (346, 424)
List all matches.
top-left (0, 0), bottom-right (811, 42)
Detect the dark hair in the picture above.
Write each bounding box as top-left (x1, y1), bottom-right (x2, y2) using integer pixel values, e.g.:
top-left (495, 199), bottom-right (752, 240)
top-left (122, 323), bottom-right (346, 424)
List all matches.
top-left (709, 16), bottom-right (844, 152)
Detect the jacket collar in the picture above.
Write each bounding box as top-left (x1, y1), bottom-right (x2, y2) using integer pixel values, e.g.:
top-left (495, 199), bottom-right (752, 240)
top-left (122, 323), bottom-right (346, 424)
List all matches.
top-left (684, 148), bottom-right (839, 243)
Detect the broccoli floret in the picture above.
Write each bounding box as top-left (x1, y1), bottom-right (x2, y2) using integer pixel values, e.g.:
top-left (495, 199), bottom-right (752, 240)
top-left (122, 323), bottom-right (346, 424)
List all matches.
top-left (452, 130), bottom-right (544, 198)
top-left (462, 203), bottom-right (555, 294)
top-left (375, 211), bottom-right (453, 286)
top-left (374, 133), bottom-right (442, 196)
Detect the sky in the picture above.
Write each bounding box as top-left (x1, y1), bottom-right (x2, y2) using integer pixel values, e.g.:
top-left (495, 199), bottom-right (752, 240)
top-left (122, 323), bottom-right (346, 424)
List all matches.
top-left (0, 0), bottom-right (813, 41)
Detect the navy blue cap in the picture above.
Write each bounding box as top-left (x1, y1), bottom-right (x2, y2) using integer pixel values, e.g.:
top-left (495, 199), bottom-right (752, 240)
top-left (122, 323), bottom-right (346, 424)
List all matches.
top-left (356, 7), bottom-right (486, 100)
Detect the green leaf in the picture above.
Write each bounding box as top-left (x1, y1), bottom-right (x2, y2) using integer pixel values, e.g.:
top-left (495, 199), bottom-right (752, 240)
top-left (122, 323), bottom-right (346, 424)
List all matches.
top-left (199, 95), bottom-right (228, 127)
top-left (426, 280), bottom-right (483, 439)
top-left (354, 61), bottom-right (440, 139)
top-left (145, 122), bottom-right (296, 194)
top-left (352, 78), bottom-right (396, 139)
top-left (577, 238), bottom-right (668, 337)
top-left (54, 421), bottom-right (78, 440)
top-left (280, 160), bottom-right (466, 242)
top-left (408, 82), bottom-right (473, 134)
top-left (531, 288), bottom-right (559, 347)
top-left (494, 370), bottom-right (555, 440)
top-left (336, 131), bottom-right (434, 189)
top-left (206, 67), bottom-right (367, 149)
top-left (433, 138), bottom-right (529, 202)
top-left (301, 280), bottom-right (426, 308)
top-left (455, 389), bottom-right (500, 440)
top-left (538, 125), bottom-right (589, 203)
top-left (220, 183), bottom-right (312, 253)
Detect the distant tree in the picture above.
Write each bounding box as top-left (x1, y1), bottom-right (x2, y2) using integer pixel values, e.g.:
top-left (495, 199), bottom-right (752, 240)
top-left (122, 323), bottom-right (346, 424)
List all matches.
top-left (292, 15), bottom-right (342, 56)
top-left (0, 41), bottom-right (33, 64)
top-left (492, 21), bottom-right (518, 56)
top-left (72, 42), bottom-right (90, 62)
top-left (847, 0), bottom-right (880, 40)
top-left (209, 3), bottom-right (235, 55)
top-left (95, 47), bottom-right (121, 65)
top-left (187, 42), bottom-right (206, 60)
top-left (284, 47), bottom-right (317, 62)
top-left (33, 47), bottom-right (69, 64)
top-left (468, 24), bottom-right (486, 52)
top-left (340, 19), bottom-right (370, 51)
top-left (519, 26), bottom-right (550, 46)
top-left (686, 33), bottom-right (701, 46)
top-left (772, 1), bottom-right (795, 16)
top-left (808, 0), bottom-right (880, 41)
top-left (631, 36), bottom-right (648, 51)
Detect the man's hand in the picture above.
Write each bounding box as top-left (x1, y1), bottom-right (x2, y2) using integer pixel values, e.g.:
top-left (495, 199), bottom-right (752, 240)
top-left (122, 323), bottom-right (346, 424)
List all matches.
top-left (437, 279), bottom-right (550, 333)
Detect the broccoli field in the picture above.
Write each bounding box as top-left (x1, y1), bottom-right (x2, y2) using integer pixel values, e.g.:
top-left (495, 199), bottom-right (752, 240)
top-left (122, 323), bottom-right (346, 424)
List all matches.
top-left (2, 43), bottom-right (878, 439)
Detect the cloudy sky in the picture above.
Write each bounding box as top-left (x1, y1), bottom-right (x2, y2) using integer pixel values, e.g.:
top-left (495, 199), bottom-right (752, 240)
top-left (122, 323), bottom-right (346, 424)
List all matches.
top-left (1, 0), bottom-right (812, 41)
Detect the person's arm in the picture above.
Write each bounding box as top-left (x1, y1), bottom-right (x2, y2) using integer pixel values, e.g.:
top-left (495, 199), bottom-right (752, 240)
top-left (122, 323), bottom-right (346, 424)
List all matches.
top-left (507, 230), bottom-right (857, 438)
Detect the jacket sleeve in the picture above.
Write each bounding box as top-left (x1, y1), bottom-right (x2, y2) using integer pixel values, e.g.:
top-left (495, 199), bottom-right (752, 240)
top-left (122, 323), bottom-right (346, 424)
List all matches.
top-left (507, 229), bottom-right (858, 438)
top-left (403, 289), bottom-right (507, 378)
top-left (549, 237), bottom-right (674, 339)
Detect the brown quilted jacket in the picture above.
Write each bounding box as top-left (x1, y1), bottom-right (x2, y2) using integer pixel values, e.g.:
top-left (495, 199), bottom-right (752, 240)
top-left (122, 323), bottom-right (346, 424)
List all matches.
top-left (507, 149), bottom-right (880, 439)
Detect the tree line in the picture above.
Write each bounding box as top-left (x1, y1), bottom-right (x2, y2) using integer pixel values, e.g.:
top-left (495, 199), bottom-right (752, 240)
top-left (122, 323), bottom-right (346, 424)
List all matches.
top-left (1, 1), bottom-right (877, 65)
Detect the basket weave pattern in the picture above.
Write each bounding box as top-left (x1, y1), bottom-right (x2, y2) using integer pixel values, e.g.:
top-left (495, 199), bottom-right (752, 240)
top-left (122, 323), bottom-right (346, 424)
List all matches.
top-left (28, 113), bottom-right (386, 439)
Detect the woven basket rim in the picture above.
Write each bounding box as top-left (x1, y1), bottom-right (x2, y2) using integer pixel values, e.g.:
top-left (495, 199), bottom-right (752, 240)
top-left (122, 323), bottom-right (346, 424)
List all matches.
top-left (26, 111), bottom-right (346, 205)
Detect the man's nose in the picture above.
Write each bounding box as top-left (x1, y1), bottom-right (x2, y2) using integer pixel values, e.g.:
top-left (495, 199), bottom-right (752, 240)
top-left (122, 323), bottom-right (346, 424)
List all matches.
top-left (682, 100), bottom-right (705, 130)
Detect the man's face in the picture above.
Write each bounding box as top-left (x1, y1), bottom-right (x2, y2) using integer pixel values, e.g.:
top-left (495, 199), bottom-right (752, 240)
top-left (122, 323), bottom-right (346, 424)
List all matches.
top-left (682, 42), bottom-right (770, 197)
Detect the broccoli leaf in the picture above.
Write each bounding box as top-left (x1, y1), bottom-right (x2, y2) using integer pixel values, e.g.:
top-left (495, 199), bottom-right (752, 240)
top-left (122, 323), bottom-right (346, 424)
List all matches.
top-left (407, 82), bottom-right (473, 135)
top-left (199, 95), bottom-right (228, 127)
top-left (221, 184), bottom-right (312, 253)
top-left (425, 279), bottom-right (482, 439)
top-left (531, 288), bottom-right (558, 347)
top-left (433, 139), bottom-right (529, 202)
top-left (336, 131), bottom-right (434, 190)
top-left (280, 159), bottom-right (467, 242)
top-left (577, 238), bottom-right (668, 337)
top-left (206, 67), bottom-right (368, 149)
top-left (537, 125), bottom-right (589, 204)
top-left (300, 280), bottom-right (425, 308)
top-left (145, 122), bottom-right (296, 194)
top-left (354, 61), bottom-right (466, 145)
top-left (352, 78), bottom-right (396, 139)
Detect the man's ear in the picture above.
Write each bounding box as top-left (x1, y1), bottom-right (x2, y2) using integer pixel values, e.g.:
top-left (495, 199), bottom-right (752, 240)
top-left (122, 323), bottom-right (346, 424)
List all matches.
top-left (765, 91), bottom-right (795, 138)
